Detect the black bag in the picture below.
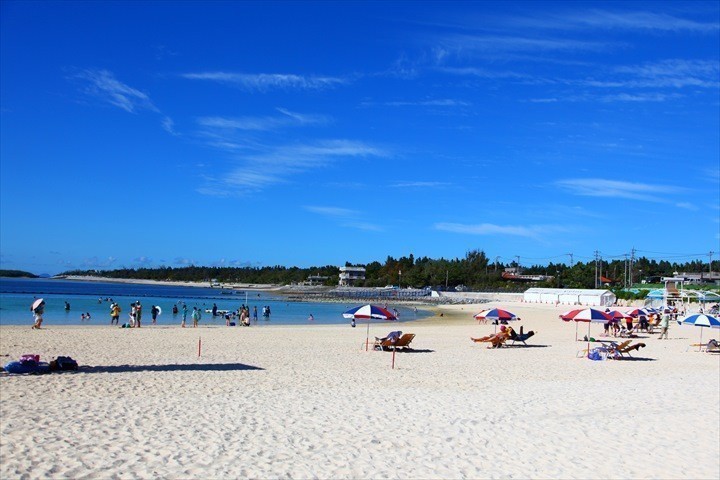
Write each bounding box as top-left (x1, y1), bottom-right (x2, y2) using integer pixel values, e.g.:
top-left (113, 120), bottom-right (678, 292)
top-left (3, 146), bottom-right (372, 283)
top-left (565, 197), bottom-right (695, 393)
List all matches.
top-left (51, 356), bottom-right (78, 371)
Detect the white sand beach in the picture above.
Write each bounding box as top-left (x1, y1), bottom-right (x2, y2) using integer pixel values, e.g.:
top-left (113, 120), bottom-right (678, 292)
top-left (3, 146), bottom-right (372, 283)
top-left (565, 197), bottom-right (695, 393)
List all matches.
top-left (1, 301), bottom-right (718, 479)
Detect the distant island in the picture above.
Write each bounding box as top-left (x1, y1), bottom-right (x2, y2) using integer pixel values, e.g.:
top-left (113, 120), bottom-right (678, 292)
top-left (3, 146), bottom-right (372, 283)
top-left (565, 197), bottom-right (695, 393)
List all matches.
top-left (0, 270), bottom-right (39, 278)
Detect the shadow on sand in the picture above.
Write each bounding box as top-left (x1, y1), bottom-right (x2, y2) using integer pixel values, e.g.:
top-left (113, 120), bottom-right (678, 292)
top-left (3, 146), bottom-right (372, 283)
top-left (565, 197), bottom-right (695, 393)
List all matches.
top-left (80, 363), bottom-right (264, 374)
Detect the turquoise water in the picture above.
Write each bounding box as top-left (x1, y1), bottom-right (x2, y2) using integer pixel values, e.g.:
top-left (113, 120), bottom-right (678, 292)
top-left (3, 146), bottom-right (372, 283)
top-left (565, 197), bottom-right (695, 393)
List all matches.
top-left (0, 278), bottom-right (428, 326)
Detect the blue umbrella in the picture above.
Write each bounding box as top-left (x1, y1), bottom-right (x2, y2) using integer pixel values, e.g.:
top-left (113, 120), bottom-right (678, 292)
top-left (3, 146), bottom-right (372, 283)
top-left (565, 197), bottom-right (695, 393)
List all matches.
top-left (679, 314), bottom-right (720, 349)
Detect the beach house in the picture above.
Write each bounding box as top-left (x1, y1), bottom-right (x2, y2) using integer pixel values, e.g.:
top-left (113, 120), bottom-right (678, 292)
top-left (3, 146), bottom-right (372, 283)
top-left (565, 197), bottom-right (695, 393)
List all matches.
top-left (338, 266), bottom-right (365, 286)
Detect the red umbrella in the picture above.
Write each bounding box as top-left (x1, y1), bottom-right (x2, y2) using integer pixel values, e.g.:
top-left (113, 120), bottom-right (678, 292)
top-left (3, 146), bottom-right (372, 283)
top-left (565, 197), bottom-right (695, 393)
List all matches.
top-left (561, 308), bottom-right (613, 354)
top-left (607, 310), bottom-right (631, 320)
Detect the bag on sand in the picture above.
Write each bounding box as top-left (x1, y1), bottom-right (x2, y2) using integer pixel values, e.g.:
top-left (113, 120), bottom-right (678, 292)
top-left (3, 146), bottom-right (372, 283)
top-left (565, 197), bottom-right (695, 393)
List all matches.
top-left (50, 356), bottom-right (78, 371)
top-left (20, 354), bottom-right (40, 363)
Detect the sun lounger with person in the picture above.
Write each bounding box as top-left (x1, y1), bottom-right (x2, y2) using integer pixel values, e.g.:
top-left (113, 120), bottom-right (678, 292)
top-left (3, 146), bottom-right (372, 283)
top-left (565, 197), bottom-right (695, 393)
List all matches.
top-left (471, 326), bottom-right (512, 348)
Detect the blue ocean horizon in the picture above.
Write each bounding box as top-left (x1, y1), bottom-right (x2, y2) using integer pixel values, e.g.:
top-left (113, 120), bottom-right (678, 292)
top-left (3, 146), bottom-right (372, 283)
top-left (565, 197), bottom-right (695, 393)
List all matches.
top-left (0, 278), bottom-right (429, 326)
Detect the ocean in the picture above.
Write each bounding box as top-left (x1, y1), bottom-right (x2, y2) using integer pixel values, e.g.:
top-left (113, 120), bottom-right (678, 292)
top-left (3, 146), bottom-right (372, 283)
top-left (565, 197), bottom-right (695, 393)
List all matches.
top-left (0, 278), bottom-right (427, 326)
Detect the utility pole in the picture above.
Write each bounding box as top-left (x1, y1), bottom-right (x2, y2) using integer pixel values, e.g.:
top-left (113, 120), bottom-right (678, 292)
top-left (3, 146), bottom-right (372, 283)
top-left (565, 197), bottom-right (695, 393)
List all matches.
top-left (515, 255), bottom-right (521, 274)
top-left (494, 256), bottom-right (500, 272)
top-left (624, 253), bottom-right (629, 288)
top-left (594, 250), bottom-right (599, 289)
top-left (630, 247), bottom-right (636, 286)
top-left (709, 251), bottom-right (715, 276)
top-left (566, 253), bottom-right (573, 267)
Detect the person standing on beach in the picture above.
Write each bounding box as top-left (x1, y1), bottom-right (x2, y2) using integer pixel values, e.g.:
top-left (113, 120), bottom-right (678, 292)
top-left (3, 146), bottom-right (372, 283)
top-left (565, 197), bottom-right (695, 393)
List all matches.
top-left (191, 307), bottom-right (200, 328)
top-left (181, 304), bottom-right (188, 328)
top-left (659, 310), bottom-right (671, 339)
top-left (110, 303), bottom-right (121, 325)
top-left (253, 306), bottom-right (258, 322)
top-left (135, 301), bottom-right (142, 328)
top-left (151, 305), bottom-right (159, 325)
top-left (129, 303), bottom-right (137, 327)
top-left (212, 303), bottom-right (218, 317)
top-left (31, 300), bottom-right (45, 329)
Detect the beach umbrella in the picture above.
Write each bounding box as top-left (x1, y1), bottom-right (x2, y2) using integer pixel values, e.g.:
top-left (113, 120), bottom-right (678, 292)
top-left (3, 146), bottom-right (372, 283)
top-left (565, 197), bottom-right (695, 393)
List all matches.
top-left (678, 314), bottom-right (720, 350)
top-left (343, 304), bottom-right (397, 351)
top-left (559, 309), bottom-right (583, 340)
top-left (559, 309), bottom-right (582, 320)
top-left (627, 308), bottom-right (650, 318)
top-left (31, 298), bottom-right (44, 311)
top-left (474, 308), bottom-right (517, 322)
top-left (607, 310), bottom-right (632, 320)
top-left (562, 308), bottom-right (613, 354)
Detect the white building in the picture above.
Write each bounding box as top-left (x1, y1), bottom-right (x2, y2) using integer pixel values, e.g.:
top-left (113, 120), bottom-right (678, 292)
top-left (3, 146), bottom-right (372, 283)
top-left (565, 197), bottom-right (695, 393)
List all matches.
top-left (523, 288), bottom-right (616, 307)
top-left (338, 266), bottom-right (366, 286)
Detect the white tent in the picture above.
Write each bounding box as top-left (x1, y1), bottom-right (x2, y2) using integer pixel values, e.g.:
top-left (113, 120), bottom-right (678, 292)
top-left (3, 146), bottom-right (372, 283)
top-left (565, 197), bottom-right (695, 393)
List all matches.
top-left (524, 288), bottom-right (616, 307)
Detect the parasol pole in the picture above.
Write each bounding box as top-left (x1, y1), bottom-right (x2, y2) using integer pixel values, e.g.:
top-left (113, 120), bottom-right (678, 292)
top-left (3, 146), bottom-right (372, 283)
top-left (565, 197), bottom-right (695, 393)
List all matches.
top-left (699, 326), bottom-right (703, 351)
top-left (586, 322), bottom-right (591, 358)
top-left (575, 322), bottom-right (578, 342)
top-left (366, 319), bottom-right (370, 351)
top-left (391, 345), bottom-right (396, 369)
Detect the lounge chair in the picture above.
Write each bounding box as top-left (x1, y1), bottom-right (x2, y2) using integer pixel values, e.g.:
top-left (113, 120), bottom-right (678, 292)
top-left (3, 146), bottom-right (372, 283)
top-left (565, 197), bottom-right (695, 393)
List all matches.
top-left (687, 339), bottom-right (720, 353)
top-left (508, 326), bottom-right (536, 346)
top-left (375, 333), bottom-right (415, 351)
top-left (615, 342), bottom-right (646, 357)
top-left (577, 340), bottom-right (629, 359)
top-left (471, 331), bottom-right (510, 348)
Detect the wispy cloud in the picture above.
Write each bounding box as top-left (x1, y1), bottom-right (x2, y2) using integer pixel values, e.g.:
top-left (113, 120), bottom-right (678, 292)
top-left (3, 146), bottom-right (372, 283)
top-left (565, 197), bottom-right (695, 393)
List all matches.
top-left (80, 256), bottom-right (118, 269)
top-left (434, 222), bottom-right (557, 238)
top-left (304, 205), bottom-right (384, 232)
top-left (71, 69), bottom-right (157, 113)
top-left (198, 108), bottom-right (330, 132)
top-left (547, 9), bottom-right (719, 33)
top-left (589, 59), bottom-right (720, 89)
top-left (161, 116), bottom-right (178, 135)
top-left (304, 206), bottom-right (360, 217)
top-left (555, 178), bottom-right (684, 202)
top-left (431, 33), bottom-right (611, 62)
top-left (69, 68), bottom-right (182, 134)
top-left (199, 140), bottom-right (388, 194)
top-left (181, 71), bottom-right (347, 90)
top-left (381, 99), bottom-right (471, 107)
top-left (390, 181), bottom-right (451, 188)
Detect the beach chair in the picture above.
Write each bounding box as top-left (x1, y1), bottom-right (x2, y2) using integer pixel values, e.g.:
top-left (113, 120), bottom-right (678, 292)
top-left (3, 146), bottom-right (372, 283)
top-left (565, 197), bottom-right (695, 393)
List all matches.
top-left (577, 340), bottom-right (627, 359)
top-left (471, 330), bottom-right (510, 348)
top-left (687, 339), bottom-right (720, 353)
top-left (508, 326), bottom-right (535, 346)
top-left (374, 333), bottom-right (415, 351)
top-left (615, 342), bottom-right (646, 357)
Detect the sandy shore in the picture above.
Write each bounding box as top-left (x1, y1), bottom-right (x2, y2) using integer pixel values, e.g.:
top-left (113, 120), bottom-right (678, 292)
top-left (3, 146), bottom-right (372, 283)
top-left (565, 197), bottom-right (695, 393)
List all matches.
top-left (1, 301), bottom-right (718, 479)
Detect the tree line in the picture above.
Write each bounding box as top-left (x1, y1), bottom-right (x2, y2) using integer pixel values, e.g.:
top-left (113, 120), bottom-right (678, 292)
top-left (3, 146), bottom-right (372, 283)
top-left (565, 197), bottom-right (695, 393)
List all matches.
top-left (59, 250), bottom-right (719, 292)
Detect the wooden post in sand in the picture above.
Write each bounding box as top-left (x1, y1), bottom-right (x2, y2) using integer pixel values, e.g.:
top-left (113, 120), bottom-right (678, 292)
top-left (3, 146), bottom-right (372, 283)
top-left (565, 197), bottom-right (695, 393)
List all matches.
top-left (198, 337), bottom-right (202, 357)
top-left (391, 346), bottom-right (396, 369)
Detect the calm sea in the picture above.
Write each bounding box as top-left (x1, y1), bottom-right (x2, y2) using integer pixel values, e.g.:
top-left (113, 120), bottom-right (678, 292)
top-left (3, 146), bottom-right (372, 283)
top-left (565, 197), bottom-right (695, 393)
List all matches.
top-left (0, 278), bottom-right (427, 326)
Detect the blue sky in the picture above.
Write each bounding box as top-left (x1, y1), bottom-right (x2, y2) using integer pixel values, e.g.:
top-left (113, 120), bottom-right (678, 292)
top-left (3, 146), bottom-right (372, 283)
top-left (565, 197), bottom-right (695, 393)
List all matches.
top-left (1, 1), bottom-right (719, 276)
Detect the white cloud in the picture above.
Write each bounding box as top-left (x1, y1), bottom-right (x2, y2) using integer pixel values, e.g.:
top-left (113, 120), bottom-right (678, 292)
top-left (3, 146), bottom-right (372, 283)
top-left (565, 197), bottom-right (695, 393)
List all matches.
top-left (434, 222), bottom-right (554, 238)
top-left (390, 181), bottom-right (451, 188)
top-left (303, 206), bottom-right (359, 217)
top-left (181, 71), bottom-right (346, 90)
top-left (199, 140), bottom-right (388, 194)
top-left (198, 109), bottom-right (330, 132)
top-left (304, 205), bottom-right (384, 232)
top-left (71, 69), bottom-right (157, 113)
top-left (556, 178), bottom-right (684, 202)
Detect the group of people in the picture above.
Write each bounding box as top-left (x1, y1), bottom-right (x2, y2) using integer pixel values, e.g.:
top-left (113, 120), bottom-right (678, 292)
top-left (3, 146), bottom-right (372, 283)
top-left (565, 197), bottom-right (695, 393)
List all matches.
top-left (601, 306), bottom-right (683, 340)
top-left (177, 304), bottom-right (202, 328)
